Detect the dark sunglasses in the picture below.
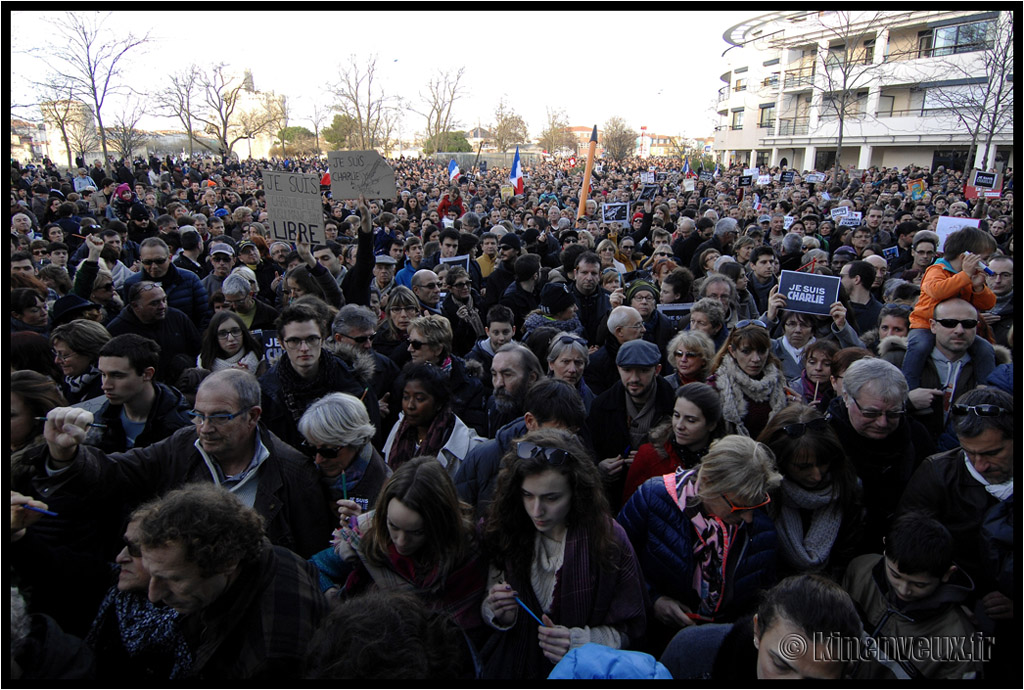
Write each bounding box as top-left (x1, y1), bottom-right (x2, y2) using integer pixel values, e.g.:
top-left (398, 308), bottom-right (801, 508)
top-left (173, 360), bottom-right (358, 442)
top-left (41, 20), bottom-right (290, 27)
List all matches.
top-left (123, 537), bottom-right (142, 558)
top-left (778, 417), bottom-right (828, 438)
top-left (934, 318), bottom-right (978, 330)
top-left (408, 339), bottom-right (429, 350)
top-left (951, 404), bottom-right (1007, 417)
top-left (451, 281), bottom-right (471, 288)
top-left (516, 440), bottom-right (570, 466)
top-left (302, 440), bottom-right (343, 458)
top-left (341, 333), bottom-right (372, 344)
top-left (141, 257), bottom-right (168, 266)
top-left (735, 319), bottom-right (769, 330)
top-left (96, 283), bottom-right (114, 290)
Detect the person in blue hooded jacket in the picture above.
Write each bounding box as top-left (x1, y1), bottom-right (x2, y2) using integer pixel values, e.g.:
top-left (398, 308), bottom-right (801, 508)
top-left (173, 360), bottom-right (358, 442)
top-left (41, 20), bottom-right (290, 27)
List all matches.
top-left (617, 434), bottom-right (781, 656)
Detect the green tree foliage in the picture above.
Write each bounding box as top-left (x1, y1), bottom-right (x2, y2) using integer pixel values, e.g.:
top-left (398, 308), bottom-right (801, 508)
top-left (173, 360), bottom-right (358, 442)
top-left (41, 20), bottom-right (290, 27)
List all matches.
top-left (322, 114), bottom-right (358, 150)
top-left (422, 130), bottom-right (471, 154)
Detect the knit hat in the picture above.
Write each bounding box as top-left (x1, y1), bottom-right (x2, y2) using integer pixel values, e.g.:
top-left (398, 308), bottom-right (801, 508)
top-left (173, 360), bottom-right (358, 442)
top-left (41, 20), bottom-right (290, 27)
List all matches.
top-left (616, 339), bottom-right (661, 368)
top-left (51, 294), bottom-right (100, 326)
top-left (624, 279), bottom-right (659, 305)
top-left (540, 282), bottom-right (576, 315)
top-left (499, 233), bottom-right (522, 251)
top-left (129, 203), bottom-right (150, 221)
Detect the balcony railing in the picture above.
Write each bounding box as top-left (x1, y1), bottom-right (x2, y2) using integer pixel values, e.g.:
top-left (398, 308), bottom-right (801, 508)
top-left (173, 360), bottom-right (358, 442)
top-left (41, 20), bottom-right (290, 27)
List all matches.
top-left (783, 68), bottom-right (814, 88)
top-left (875, 106), bottom-right (979, 118)
top-left (775, 117), bottom-right (809, 136)
top-left (758, 119), bottom-right (776, 129)
top-left (730, 125), bottom-right (744, 131)
top-left (717, 86), bottom-right (731, 102)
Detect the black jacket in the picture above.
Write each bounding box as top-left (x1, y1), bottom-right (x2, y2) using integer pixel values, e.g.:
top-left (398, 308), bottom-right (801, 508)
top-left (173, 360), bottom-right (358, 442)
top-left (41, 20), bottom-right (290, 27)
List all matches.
top-left (106, 306), bottom-right (201, 384)
top-left (78, 382), bottom-right (192, 454)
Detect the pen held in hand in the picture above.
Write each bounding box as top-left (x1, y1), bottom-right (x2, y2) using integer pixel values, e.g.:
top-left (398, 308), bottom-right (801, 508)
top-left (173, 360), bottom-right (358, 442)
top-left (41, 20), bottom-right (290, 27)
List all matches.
top-left (34, 417), bottom-right (107, 429)
top-left (513, 596), bottom-right (547, 627)
top-left (20, 504), bottom-right (59, 517)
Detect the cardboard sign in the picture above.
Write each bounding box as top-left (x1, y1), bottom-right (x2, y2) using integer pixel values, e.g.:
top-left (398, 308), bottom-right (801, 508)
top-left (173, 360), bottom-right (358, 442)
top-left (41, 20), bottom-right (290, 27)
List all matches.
top-left (639, 184), bottom-right (660, 201)
top-left (744, 167), bottom-right (759, 177)
top-left (757, 175), bottom-right (772, 187)
top-left (837, 211), bottom-right (862, 227)
top-left (804, 173), bottom-right (825, 183)
top-left (254, 329), bottom-right (285, 368)
top-left (261, 170), bottom-right (324, 245)
top-left (780, 171), bottom-right (795, 184)
top-left (830, 206), bottom-right (850, 220)
top-left (778, 270), bottom-right (840, 316)
top-left (439, 254), bottom-right (471, 272)
top-left (327, 150), bottom-right (396, 200)
top-left (500, 185), bottom-right (514, 201)
top-left (602, 202), bottom-right (630, 224)
top-left (738, 175), bottom-right (753, 188)
top-left (783, 215), bottom-right (795, 230)
top-left (683, 179), bottom-right (695, 192)
top-left (935, 216), bottom-right (981, 253)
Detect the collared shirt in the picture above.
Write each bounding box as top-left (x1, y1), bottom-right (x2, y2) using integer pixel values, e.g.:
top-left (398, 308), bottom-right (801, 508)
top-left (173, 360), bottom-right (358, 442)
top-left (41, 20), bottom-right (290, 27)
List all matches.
top-left (194, 428), bottom-right (270, 508)
top-left (930, 347), bottom-right (970, 423)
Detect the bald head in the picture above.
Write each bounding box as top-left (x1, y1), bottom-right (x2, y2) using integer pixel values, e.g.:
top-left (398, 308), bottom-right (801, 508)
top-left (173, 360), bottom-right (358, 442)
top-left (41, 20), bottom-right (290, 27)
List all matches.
top-left (608, 306), bottom-right (644, 344)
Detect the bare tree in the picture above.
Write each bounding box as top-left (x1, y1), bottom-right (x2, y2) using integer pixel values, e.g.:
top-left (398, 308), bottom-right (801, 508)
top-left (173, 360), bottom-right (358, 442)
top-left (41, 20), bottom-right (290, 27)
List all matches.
top-left (309, 102), bottom-right (330, 156)
top-left (415, 67), bottom-right (466, 155)
top-left (538, 108), bottom-right (574, 156)
top-left (33, 12), bottom-right (149, 176)
top-left (602, 116), bottom-right (638, 161)
top-left (66, 117), bottom-right (100, 164)
top-left (108, 97), bottom-right (148, 160)
top-left (37, 77), bottom-right (80, 168)
top-left (190, 64), bottom-right (279, 158)
top-left (491, 98), bottom-right (529, 157)
top-left (328, 54), bottom-right (392, 150)
top-left (274, 95), bottom-right (291, 158)
top-left (153, 65), bottom-right (202, 157)
top-left (378, 103), bottom-right (403, 158)
top-left (235, 93), bottom-right (284, 159)
top-left (919, 13), bottom-right (1013, 175)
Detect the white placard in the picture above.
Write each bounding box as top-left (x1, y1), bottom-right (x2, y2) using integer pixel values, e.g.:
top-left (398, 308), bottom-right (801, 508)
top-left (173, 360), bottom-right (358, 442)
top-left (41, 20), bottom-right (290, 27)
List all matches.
top-left (744, 168), bottom-right (759, 177)
top-left (837, 211), bottom-right (862, 227)
top-left (327, 150), bottom-right (396, 200)
top-left (757, 175), bottom-right (772, 186)
top-left (935, 216), bottom-right (981, 253)
top-left (830, 206), bottom-right (850, 219)
top-left (783, 215), bottom-right (795, 230)
top-left (261, 170), bottom-right (324, 245)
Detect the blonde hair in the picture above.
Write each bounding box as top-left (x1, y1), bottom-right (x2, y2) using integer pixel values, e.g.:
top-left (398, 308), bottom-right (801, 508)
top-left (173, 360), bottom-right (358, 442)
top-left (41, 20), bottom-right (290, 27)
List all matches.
top-left (695, 435), bottom-right (781, 505)
top-left (408, 314), bottom-right (453, 357)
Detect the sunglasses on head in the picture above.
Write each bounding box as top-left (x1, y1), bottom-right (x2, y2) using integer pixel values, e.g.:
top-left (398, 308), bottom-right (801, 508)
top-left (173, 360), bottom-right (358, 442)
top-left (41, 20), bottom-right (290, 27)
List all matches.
top-left (951, 403), bottom-right (1006, 417)
top-left (516, 441), bottom-right (570, 466)
top-left (777, 417), bottom-right (828, 438)
top-left (735, 319), bottom-right (769, 330)
top-left (934, 318), bottom-right (978, 329)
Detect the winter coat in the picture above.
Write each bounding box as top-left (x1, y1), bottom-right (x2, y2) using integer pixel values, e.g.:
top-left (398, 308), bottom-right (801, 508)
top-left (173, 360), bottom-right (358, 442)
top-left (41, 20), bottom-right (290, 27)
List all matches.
top-left (382, 411), bottom-right (484, 480)
top-left (73, 382), bottom-right (192, 454)
top-left (106, 305), bottom-right (201, 384)
top-left (454, 417), bottom-right (528, 519)
top-left (122, 262), bottom-right (210, 327)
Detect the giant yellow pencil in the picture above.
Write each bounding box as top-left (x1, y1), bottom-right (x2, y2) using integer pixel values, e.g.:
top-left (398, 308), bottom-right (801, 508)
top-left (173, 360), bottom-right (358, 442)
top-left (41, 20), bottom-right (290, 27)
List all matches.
top-left (576, 125), bottom-right (598, 221)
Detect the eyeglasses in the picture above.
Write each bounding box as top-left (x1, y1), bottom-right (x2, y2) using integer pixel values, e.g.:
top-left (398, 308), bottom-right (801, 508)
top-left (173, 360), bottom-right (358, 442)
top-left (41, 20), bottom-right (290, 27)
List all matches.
top-left (340, 332), bottom-right (372, 344)
top-left (408, 339), bottom-right (429, 350)
top-left (451, 281), bottom-right (471, 288)
top-left (933, 318), bottom-right (978, 330)
top-left (123, 537), bottom-right (142, 558)
top-left (721, 492), bottom-right (772, 513)
top-left (624, 322), bottom-right (645, 330)
top-left (516, 440), bottom-right (570, 465)
top-left (302, 440), bottom-right (343, 458)
top-left (675, 350), bottom-right (703, 360)
top-left (778, 417), bottom-right (828, 438)
top-left (52, 349), bottom-right (78, 361)
top-left (96, 283), bottom-right (114, 291)
top-left (951, 403), bottom-right (1007, 417)
top-left (187, 407), bottom-right (252, 425)
top-left (211, 255), bottom-right (232, 263)
top-left (415, 282), bottom-right (440, 290)
top-left (141, 257), bottom-right (168, 266)
top-left (735, 319), bottom-right (769, 330)
top-left (282, 335), bottom-right (322, 349)
top-left (217, 327), bottom-right (243, 339)
top-left (850, 396), bottom-right (905, 421)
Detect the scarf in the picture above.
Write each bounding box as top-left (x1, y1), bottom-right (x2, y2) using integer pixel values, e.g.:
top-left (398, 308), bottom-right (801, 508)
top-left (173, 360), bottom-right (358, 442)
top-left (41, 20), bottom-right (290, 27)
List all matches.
top-left (387, 405), bottom-right (456, 471)
top-left (625, 386), bottom-right (659, 450)
top-left (963, 453), bottom-right (1013, 501)
top-left (714, 355), bottom-right (788, 437)
top-left (665, 469), bottom-right (733, 619)
top-left (65, 366), bottom-right (101, 396)
top-left (797, 370), bottom-right (833, 409)
top-left (85, 586), bottom-right (192, 679)
top-left (774, 478), bottom-right (843, 571)
top-left (276, 351), bottom-right (355, 424)
top-left (210, 348), bottom-right (261, 373)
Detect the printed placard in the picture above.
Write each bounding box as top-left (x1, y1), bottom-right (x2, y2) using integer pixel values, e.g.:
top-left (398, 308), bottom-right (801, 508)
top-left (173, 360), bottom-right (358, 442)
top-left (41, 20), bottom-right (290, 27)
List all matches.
top-left (656, 172), bottom-right (668, 182)
top-left (804, 173), bottom-right (826, 183)
top-left (683, 179), bottom-right (695, 192)
top-left (478, 160), bottom-right (488, 174)
top-left (439, 254), bottom-right (471, 272)
top-left (757, 175), bottom-right (772, 186)
top-left (968, 169), bottom-right (1000, 190)
top-left (639, 172), bottom-right (655, 184)
top-left (882, 245), bottom-right (900, 260)
top-left (778, 270), bottom-right (840, 316)
top-left (738, 175), bottom-right (753, 188)
top-left (261, 170), bottom-right (324, 245)
top-left (327, 150), bottom-right (396, 200)
top-left (837, 211), bottom-right (862, 227)
top-left (639, 184), bottom-right (660, 201)
top-left (500, 185), bottom-right (514, 201)
top-left (601, 202), bottom-right (630, 224)
top-left (830, 206), bottom-right (850, 220)
top-left (935, 216), bottom-right (981, 253)
top-left (657, 302), bottom-right (692, 327)
top-left (254, 329), bottom-right (285, 367)
top-left (698, 171), bottom-right (714, 183)
top-left (744, 168), bottom-right (759, 177)
top-left (780, 171), bottom-right (795, 184)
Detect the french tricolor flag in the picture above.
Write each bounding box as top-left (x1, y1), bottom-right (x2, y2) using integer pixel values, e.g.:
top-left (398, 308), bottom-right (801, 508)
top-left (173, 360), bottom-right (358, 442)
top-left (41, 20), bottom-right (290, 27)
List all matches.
top-left (448, 159), bottom-right (461, 182)
top-left (682, 156), bottom-right (692, 177)
top-left (509, 146), bottom-right (524, 195)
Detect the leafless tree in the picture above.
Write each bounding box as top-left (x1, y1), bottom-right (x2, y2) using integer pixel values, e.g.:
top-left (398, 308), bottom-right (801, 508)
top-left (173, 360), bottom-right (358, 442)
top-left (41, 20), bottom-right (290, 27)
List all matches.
top-left (190, 64), bottom-right (279, 158)
top-left (153, 65), bottom-right (203, 158)
top-left (33, 12), bottom-right (149, 176)
top-left (66, 116), bottom-right (100, 164)
top-left (491, 98), bottom-right (529, 158)
top-left (235, 93), bottom-right (284, 159)
top-left (309, 102), bottom-right (330, 156)
top-left (37, 77), bottom-right (80, 168)
top-left (602, 116), bottom-right (638, 161)
top-left (274, 95), bottom-right (291, 158)
top-left (108, 97), bottom-right (149, 160)
top-left (328, 54), bottom-right (392, 150)
top-left (538, 108), bottom-right (574, 156)
top-left (415, 67), bottom-right (466, 155)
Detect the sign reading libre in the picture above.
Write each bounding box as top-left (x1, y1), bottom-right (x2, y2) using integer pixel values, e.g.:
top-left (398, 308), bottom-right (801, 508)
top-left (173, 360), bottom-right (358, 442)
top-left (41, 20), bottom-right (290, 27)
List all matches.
top-left (261, 170), bottom-right (324, 245)
top-left (778, 270), bottom-right (840, 316)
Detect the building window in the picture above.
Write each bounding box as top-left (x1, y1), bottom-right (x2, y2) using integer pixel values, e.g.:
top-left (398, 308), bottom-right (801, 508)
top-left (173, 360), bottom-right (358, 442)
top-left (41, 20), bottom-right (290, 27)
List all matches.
top-left (735, 78), bottom-right (747, 92)
top-left (731, 111), bottom-right (745, 130)
top-left (863, 38), bottom-right (875, 64)
top-left (759, 105), bottom-right (776, 128)
top-left (756, 151), bottom-right (771, 167)
top-left (919, 21), bottom-right (993, 57)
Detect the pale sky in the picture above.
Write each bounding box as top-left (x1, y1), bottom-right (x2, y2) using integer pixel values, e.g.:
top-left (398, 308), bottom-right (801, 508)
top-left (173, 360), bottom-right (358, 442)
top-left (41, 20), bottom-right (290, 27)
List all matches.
top-left (11, 10), bottom-right (754, 141)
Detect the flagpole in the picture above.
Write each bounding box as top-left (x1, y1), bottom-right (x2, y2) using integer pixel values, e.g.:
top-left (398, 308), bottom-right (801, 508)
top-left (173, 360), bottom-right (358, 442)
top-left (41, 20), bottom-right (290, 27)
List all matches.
top-left (576, 125), bottom-right (598, 221)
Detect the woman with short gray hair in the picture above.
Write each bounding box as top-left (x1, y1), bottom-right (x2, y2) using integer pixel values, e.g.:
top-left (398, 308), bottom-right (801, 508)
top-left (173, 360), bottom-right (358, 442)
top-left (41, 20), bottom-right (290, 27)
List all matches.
top-left (546, 332), bottom-right (594, 413)
top-left (298, 392), bottom-right (391, 511)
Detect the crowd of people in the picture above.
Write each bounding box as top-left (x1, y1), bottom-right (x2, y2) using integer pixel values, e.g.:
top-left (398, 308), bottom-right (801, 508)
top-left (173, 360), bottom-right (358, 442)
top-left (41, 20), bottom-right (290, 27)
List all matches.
top-left (10, 149), bottom-right (1015, 680)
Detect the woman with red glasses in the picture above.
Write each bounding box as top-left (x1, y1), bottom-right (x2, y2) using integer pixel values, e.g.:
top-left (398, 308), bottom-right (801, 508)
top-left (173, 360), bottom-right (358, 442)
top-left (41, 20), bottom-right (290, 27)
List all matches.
top-left (618, 434), bottom-right (781, 657)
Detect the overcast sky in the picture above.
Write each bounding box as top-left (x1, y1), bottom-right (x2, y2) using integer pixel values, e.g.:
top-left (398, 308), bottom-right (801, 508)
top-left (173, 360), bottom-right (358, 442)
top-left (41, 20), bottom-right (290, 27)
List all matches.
top-left (11, 10), bottom-right (754, 141)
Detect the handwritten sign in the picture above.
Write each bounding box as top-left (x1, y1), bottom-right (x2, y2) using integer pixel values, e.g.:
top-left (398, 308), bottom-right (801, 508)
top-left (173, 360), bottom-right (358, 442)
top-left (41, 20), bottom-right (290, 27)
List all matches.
top-left (935, 216), bottom-right (981, 253)
top-left (683, 179), bottom-right (695, 192)
top-left (837, 211), bottom-right (862, 227)
top-left (327, 150), bottom-right (396, 200)
top-left (261, 170), bottom-right (324, 245)
top-left (778, 270), bottom-right (840, 317)
top-left (783, 215), bottom-right (795, 230)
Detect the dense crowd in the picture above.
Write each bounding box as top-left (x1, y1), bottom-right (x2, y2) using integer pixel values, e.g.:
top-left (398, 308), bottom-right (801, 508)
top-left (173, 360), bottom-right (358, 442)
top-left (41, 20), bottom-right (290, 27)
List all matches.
top-left (9, 150), bottom-right (1015, 680)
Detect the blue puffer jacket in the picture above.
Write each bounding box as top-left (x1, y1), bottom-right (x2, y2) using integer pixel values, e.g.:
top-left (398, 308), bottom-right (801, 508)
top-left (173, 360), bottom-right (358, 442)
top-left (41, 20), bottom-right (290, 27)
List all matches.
top-left (454, 417), bottom-right (527, 519)
top-left (122, 262), bottom-right (210, 327)
top-left (617, 473), bottom-right (777, 622)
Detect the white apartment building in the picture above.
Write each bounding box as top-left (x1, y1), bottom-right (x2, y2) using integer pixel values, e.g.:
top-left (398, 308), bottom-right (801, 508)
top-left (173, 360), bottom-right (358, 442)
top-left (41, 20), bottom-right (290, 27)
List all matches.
top-left (713, 11), bottom-right (1013, 174)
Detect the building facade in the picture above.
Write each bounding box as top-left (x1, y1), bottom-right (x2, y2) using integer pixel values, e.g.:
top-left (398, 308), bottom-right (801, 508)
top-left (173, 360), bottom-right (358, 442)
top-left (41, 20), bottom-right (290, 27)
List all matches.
top-left (713, 10), bottom-right (1013, 174)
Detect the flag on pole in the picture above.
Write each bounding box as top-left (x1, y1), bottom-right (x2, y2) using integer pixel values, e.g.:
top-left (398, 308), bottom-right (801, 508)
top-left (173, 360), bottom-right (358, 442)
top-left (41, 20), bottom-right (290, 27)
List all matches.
top-left (448, 159), bottom-right (461, 182)
top-left (509, 146), bottom-right (524, 195)
top-left (682, 156), bottom-right (692, 178)
top-left (713, 163), bottom-right (721, 178)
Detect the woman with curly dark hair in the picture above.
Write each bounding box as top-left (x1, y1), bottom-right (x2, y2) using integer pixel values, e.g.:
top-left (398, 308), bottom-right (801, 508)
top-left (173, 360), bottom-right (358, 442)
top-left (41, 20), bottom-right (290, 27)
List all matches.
top-left (479, 428), bottom-right (646, 679)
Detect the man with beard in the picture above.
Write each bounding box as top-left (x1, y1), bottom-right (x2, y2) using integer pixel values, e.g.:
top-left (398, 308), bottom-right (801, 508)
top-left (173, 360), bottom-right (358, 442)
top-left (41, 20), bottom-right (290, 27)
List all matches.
top-left (486, 343), bottom-right (543, 437)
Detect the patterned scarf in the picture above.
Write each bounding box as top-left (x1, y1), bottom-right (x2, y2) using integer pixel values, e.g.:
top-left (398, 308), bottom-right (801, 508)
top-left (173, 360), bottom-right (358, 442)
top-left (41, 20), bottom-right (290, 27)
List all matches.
top-left (277, 351), bottom-right (353, 423)
top-left (387, 404), bottom-right (456, 471)
top-left (774, 478), bottom-right (843, 571)
top-left (714, 354), bottom-right (788, 436)
top-left (664, 469), bottom-right (734, 619)
top-left (65, 366), bottom-right (101, 396)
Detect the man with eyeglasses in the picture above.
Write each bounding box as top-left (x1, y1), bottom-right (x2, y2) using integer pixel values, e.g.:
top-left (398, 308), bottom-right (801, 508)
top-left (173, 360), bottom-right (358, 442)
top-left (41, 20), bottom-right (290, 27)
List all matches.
top-left (410, 269), bottom-right (444, 315)
top-left (201, 243), bottom-right (236, 297)
top-left (259, 302), bottom-right (380, 452)
top-left (980, 256), bottom-right (1013, 347)
top-left (584, 306), bottom-right (646, 397)
top-left (825, 357), bottom-right (935, 551)
top-left (122, 237), bottom-right (210, 328)
top-left (37, 368), bottom-right (335, 560)
top-left (73, 334), bottom-right (191, 454)
top-left (221, 273), bottom-right (279, 331)
top-left (900, 387), bottom-right (1014, 635)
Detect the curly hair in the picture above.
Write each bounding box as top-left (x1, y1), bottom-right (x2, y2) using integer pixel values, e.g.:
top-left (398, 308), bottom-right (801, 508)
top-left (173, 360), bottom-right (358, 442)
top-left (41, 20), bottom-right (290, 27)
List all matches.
top-left (137, 483), bottom-right (265, 577)
top-left (482, 428), bottom-right (619, 583)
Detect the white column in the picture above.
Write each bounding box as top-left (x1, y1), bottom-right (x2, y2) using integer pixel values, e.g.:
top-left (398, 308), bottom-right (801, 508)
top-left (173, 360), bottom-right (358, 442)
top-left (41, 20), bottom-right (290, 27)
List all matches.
top-left (771, 147), bottom-right (779, 167)
top-left (858, 145), bottom-right (873, 169)
top-left (805, 146), bottom-right (817, 172)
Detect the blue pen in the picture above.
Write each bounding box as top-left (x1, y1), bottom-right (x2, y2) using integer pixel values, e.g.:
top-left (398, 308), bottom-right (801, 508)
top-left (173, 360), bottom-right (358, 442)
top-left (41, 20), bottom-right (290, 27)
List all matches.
top-left (514, 596), bottom-right (547, 627)
top-left (21, 504), bottom-right (58, 517)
